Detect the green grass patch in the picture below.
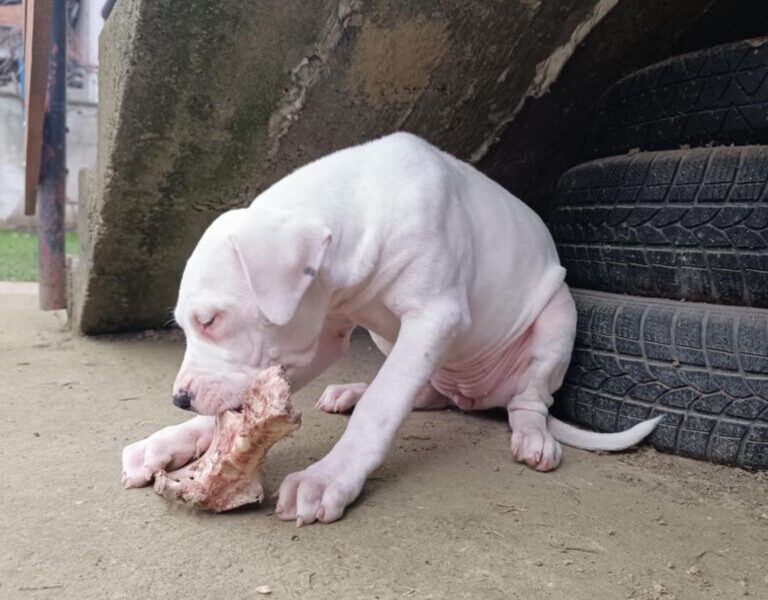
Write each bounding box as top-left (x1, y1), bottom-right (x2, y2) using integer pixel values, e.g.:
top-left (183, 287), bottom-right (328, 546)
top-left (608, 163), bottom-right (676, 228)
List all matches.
top-left (0, 230), bottom-right (78, 282)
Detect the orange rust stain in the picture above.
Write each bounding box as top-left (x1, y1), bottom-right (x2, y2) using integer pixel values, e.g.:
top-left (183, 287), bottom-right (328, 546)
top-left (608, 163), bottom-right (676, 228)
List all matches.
top-left (348, 18), bottom-right (449, 107)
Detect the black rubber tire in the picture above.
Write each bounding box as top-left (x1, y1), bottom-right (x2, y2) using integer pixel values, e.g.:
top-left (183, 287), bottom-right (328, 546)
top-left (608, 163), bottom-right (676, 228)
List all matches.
top-left (553, 289), bottom-right (768, 470)
top-left (595, 38), bottom-right (768, 156)
top-left (551, 145), bottom-right (768, 307)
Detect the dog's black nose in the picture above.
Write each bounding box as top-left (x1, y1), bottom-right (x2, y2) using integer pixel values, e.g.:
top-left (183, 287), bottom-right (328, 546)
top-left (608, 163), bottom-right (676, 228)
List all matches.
top-left (172, 389), bottom-right (193, 410)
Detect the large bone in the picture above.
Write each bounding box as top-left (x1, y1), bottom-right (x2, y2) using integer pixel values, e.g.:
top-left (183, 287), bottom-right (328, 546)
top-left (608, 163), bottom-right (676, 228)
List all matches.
top-left (154, 367), bottom-right (300, 512)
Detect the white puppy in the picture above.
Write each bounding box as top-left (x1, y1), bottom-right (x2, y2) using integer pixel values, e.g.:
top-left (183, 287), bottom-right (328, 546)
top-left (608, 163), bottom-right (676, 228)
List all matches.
top-left (122, 133), bottom-right (660, 524)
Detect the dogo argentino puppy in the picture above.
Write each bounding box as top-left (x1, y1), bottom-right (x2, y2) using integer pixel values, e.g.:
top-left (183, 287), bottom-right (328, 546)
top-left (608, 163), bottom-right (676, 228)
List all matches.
top-left (122, 133), bottom-right (661, 524)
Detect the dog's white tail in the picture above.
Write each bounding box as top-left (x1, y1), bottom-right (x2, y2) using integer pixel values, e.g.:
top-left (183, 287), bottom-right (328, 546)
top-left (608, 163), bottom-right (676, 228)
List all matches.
top-left (547, 415), bottom-right (663, 452)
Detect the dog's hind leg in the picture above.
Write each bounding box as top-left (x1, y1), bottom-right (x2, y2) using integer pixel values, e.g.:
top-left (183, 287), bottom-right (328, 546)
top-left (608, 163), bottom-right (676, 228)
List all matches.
top-left (315, 330), bottom-right (390, 414)
top-left (316, 382), bottom-right (369, 413)
top-left (507, 284), bottom-right (576, 472)
top-left (316, 330), bottom-right (451, 413)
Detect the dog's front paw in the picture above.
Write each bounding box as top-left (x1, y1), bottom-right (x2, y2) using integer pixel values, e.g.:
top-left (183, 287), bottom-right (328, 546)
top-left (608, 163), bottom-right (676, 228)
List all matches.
top-left (315, 382), bottom-right (368, 414)
top-left (510, 425), bottom-right (562, 472)
top-left (121, 439), bottom-right (154, 488)
top-left (275, 463), bottom-right (362, 525)
top-left (120, 416), bottom-right (216, 489)
top-left (121, 434), bottom-right (178, 489)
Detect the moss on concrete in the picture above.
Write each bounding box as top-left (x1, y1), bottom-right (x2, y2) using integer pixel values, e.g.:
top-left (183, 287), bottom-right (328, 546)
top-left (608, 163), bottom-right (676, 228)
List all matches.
top-left (72, 0), bottom-right (325, 332)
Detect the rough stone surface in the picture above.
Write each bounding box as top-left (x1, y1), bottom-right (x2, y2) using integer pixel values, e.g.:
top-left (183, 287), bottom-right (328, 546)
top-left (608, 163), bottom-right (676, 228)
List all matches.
top-left (69, 0), bottom-right (615, 333)
top-left (71, 0), bottom-right (329, 332)
top-left (69, 0), bottom-right (763, 333)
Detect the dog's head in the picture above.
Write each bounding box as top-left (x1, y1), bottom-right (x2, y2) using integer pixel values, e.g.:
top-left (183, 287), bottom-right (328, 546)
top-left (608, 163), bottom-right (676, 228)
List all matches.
top-left (172, 207), bottom-right (332, 415)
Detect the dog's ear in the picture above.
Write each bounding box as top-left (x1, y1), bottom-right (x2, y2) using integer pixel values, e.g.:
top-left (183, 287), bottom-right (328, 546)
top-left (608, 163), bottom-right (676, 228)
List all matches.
top-left (228, 209), bottom-right (332, 326)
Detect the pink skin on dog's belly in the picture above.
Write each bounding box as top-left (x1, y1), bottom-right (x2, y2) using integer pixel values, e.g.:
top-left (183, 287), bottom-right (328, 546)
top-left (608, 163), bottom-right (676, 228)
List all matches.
top-left (431, 327), bottom-right (533, 410)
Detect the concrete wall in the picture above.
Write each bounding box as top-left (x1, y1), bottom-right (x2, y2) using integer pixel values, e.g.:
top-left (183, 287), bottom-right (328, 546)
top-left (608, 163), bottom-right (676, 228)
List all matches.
top-left (0, 93), bottom-right (98, 229)
top-left (70, 0), bottom-right (758, 333)
top-left (71, 0), bottom-right (620, 333)
top-left (0, 91), bottom-right (24, 225)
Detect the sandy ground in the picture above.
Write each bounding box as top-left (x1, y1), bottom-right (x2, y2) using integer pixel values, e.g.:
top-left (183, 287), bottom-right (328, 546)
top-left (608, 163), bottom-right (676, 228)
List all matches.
top-left (2, 283), bottom-right (767, 600)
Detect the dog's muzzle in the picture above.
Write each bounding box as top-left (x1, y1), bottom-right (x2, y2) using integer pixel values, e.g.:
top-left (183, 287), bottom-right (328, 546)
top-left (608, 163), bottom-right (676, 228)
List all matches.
top-left (172, 389), bottom-right (194, 410)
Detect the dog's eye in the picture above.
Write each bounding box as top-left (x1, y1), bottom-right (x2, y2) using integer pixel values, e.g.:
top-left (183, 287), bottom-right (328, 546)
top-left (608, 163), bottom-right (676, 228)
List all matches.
top-left (195, 313), bottom-right (218, 331)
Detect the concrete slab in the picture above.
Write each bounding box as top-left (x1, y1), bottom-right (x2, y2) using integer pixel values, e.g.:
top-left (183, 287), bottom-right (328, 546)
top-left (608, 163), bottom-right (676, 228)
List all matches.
top-left (69, 0), bottom-right (620, 333)
top-left (2, 286), bottom-right (767, 599)
top-left (67, 0), bottom-right (768, 335)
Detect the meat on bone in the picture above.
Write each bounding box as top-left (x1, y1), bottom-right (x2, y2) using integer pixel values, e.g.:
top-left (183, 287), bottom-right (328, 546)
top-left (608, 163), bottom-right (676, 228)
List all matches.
top-left (154, 367), bottom-right (300, 512)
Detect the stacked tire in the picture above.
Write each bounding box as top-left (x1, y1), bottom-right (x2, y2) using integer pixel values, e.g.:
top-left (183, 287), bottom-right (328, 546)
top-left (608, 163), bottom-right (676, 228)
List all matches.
top-left (550, 39), bottom-right (768, 470)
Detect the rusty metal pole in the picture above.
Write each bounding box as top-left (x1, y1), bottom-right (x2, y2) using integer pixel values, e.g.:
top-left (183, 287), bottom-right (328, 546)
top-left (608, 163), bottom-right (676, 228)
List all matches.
top-left (38, 0), bottom-right (66, 310)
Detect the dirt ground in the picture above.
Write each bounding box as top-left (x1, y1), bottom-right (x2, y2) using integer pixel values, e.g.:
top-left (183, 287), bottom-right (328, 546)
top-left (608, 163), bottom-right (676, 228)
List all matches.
top-left (2, 283), bottom-right (767, 600)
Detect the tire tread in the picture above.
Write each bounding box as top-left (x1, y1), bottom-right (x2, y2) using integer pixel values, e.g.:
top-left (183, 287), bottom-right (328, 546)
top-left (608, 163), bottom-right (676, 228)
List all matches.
top-left (554, 290), bottom-right (768, 469)
top-left (552, 145), bottom-right (768, 307)
top-left (596, 38), bottom-right (768, 156)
